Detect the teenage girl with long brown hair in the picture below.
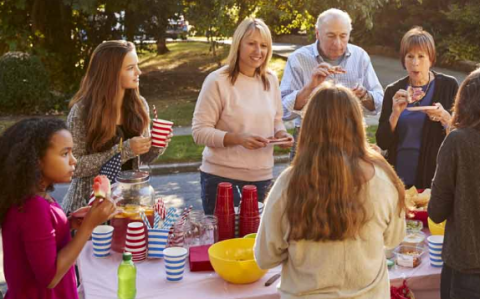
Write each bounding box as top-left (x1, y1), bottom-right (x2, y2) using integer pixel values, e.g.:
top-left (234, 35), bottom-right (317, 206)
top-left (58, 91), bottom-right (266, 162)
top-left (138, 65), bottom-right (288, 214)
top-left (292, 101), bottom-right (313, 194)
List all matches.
top-left (255, 83), bottom-right (406, 299)
top-left (63, 40), bottom-right (166, 212)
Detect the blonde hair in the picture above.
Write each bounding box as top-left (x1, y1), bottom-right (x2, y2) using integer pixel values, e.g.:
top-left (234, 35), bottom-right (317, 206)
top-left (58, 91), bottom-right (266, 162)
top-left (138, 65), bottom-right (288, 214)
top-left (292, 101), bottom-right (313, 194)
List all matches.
top-left (224, 18), bottom-right (272, 90)
top-left (285, 82), bottom-right (405, 241)
top-left (400, 27), bottom-right (436, 69)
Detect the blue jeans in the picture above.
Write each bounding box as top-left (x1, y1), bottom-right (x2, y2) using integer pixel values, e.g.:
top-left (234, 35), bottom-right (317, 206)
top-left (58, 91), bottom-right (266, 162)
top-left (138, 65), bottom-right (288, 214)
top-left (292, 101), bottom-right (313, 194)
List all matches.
top-left (200, 171), bottom-right (272, 215)
top-left (441, 263), bottom-right (480, 299)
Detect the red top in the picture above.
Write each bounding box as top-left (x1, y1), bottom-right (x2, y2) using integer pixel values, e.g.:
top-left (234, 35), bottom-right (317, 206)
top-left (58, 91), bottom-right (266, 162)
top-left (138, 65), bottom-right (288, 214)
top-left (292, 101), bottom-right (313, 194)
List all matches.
top-left (2, 195), bottom-right (78, 299)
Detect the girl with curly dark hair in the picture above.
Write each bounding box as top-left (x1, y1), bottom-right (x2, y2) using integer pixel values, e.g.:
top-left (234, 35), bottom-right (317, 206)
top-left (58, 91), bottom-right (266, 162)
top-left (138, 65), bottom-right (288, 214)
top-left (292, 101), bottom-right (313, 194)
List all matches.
top-left (0, 118), bottom-right (115, 299)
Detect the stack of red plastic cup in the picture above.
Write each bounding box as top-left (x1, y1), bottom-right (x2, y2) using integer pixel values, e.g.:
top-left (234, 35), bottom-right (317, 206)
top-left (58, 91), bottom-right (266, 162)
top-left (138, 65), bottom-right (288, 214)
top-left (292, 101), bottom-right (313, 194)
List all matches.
top-left (125, 222), bottom-right (147, 262)
top-left (214, 182), bottom-right (235, 241)
top-left (239, 185), bottom-right (260, 237)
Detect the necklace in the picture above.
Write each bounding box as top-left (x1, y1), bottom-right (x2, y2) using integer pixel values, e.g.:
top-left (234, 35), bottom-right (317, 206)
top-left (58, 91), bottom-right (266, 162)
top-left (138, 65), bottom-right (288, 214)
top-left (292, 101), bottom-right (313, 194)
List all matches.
top-left (410, 72), bottom-right (432, 106)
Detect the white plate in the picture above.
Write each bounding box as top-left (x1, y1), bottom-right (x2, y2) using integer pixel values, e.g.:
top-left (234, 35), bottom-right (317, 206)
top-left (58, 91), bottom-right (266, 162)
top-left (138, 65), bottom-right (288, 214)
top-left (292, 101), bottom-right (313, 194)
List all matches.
top-left (406, 106), bottom-right (439, 111)
top-left (268, 138), bottom-right (291, 145)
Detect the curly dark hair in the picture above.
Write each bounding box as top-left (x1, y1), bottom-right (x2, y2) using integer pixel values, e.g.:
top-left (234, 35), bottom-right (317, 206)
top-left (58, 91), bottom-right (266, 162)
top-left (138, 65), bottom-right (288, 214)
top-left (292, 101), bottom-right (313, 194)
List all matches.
top-left (0, 117), bottom-right (67, 225)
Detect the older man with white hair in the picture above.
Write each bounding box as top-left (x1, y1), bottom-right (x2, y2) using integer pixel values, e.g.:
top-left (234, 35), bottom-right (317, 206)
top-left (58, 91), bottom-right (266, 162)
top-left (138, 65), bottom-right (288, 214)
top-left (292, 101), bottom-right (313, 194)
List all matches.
top-left (281, 8), bottom-right (384, 159)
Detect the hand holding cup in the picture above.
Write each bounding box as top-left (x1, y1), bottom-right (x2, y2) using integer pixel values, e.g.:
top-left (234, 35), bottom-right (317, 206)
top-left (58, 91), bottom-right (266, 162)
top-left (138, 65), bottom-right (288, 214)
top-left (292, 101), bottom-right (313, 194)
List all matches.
top-left (130, 136), bottom-right (151, 155)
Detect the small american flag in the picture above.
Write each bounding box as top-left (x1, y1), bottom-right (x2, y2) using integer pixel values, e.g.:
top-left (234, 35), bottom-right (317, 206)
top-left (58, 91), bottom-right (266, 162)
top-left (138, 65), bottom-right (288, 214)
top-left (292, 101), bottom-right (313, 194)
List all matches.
top-left (88, 139), bottom-right (123, 205)
top-left (99, 152), bottom-right (122, 183)
top-left (99, 137), bottom-right (123, 183)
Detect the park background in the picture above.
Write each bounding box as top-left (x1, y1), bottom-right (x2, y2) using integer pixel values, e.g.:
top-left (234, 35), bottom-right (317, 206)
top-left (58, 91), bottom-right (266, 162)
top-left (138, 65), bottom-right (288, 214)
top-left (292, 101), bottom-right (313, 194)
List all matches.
top-left (0, 0), bottom-right (478, 295)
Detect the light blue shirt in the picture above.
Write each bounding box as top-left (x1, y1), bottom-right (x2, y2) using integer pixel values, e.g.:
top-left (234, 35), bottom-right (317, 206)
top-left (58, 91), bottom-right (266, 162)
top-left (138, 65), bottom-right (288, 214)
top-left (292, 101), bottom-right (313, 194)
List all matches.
top-left (280, 41), bottom-right (384, 126)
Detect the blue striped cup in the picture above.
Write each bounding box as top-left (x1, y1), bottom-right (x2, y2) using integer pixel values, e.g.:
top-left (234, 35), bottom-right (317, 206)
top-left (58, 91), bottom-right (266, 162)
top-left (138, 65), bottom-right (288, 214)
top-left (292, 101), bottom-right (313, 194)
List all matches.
top-left (92, 225), bottom-right (113, 257)
top-left (148, 228), bottom-right (170, 258)
top-left (164, 247), bottom-right (188, 281)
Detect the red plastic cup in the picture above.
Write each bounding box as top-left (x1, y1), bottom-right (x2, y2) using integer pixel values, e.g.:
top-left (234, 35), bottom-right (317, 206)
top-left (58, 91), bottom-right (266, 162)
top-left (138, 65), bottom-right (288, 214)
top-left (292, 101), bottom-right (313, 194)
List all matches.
top-left (214, 182), bottom-right (235, 214)
top-left (217, 213), bottom-right (236, 241)
top-left (239, 214), bottom-right (260, 237)
top-left (240, 185), bottom-right (259, 218)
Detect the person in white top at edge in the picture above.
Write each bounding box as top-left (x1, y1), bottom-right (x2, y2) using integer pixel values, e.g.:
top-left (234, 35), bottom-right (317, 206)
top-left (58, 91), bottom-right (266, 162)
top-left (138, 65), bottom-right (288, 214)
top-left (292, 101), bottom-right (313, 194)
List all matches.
top-left (192, 18), bottom-right (293, 215)
top-left (281, 8), bottom-right (384, 159)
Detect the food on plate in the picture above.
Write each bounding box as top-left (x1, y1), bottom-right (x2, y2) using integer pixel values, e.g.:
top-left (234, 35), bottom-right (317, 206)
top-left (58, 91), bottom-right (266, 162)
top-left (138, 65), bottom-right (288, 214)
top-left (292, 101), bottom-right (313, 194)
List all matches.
top-left (405, 186), bottom-right (431, 211)
top-left (407, 86), bottom-right (425, 103)
top-left (93, 175), bottom-right (111, 199)
top-left (329, 66), bottom-right (346, 74)
top-left (406, 220), bottom-right (423, 232)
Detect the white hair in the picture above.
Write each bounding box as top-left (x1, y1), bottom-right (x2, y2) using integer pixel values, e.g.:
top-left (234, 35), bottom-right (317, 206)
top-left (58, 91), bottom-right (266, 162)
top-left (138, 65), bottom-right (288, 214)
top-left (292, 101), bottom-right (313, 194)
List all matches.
top-left (315, 8), bottom-right (352, 32)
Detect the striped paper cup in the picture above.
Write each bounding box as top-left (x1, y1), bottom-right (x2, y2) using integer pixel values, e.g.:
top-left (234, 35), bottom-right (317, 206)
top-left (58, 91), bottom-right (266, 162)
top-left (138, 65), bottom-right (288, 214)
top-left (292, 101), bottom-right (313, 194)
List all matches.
top-left (148, 228), bottom-right (170, 258)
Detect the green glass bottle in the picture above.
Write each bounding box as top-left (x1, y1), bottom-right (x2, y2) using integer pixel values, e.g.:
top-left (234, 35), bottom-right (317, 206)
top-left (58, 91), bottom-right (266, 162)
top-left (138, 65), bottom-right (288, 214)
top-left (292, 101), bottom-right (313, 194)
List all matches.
top-left (117, 252), bottom-right (137, 299)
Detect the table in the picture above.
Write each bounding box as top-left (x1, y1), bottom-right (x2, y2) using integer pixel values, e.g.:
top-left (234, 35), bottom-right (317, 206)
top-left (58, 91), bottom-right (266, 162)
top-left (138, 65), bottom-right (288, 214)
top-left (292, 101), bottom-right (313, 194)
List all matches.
top-left (78, 242), bottom-right (441, 299)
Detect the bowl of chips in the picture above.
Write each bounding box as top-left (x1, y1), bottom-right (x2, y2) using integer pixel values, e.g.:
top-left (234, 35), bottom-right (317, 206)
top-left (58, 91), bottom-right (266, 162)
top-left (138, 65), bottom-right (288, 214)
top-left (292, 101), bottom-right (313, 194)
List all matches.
top-left (405, 187), bottom-right (431, 226)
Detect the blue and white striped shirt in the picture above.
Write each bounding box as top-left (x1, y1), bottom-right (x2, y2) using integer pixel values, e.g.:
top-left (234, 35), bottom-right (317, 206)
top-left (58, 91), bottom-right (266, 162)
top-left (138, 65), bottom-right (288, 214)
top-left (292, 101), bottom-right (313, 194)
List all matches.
top-left (280, 41), bottom-right (384, 126)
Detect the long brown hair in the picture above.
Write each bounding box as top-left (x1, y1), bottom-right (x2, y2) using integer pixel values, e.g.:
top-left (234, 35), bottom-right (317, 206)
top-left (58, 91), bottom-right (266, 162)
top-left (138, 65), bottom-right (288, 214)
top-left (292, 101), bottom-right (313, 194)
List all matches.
top-left (286, 83), bottom-right (405, 241)
top-left (69, 40), bottom-right (149, 153)
top-left (451, 68), bottom-right (480, 131)
top-left (225, 18), bottom-right (272, 91)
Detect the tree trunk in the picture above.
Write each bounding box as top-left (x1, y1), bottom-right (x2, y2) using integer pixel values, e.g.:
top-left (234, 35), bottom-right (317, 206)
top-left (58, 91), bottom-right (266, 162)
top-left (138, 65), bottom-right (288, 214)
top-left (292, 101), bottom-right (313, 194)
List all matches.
top-left (124, 9), bottom-right (136, 42)
top-left (156, 38), bottom-right (169, 54)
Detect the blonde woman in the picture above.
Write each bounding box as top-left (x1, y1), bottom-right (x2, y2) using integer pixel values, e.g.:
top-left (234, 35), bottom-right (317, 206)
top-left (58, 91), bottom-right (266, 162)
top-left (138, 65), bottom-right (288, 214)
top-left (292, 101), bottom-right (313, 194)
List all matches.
top-left (255, 83), bottom-right (406, 298)
top-left (192, 18), bottom-right (293, 215)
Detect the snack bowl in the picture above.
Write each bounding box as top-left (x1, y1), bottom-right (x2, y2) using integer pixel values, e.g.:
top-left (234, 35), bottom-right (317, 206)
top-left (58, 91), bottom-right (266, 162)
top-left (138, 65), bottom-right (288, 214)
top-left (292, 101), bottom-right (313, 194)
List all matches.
top-left (428, 218), bottom-right (446, 236)
top-left (394, 245), bottom-right (425, 268)
top-left (402, 231), bottom-right (426, 247)
top-left (208, 238), bottom-right (267, 284)
top-left (243, 233), bottom-right (257, 239)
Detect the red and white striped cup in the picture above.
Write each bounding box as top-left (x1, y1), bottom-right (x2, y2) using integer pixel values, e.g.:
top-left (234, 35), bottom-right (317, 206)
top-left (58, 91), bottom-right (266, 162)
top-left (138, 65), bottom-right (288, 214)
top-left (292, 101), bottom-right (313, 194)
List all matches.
top-left (151, 119), bottom-right (173, 148)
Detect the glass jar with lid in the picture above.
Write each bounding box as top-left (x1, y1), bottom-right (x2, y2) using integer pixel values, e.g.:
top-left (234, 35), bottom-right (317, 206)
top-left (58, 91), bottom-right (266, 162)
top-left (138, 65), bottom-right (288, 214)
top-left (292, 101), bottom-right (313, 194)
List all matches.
top-left (113, 170), bottom-right (155, 206)
top-left (111, 171), bottom-right (155, 252)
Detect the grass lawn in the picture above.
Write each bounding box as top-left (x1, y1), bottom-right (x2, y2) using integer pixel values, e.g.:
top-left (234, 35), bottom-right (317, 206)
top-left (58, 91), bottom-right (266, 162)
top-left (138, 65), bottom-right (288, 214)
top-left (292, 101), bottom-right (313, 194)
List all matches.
top-left (155, 126), bottom-right (377, 164)
top-left (0, 41), bottom-right (377, 164)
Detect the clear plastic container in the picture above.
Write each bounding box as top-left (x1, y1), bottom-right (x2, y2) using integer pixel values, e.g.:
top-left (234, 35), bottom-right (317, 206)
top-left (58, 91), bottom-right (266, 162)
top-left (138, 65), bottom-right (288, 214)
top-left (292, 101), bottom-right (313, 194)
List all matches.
top-left (394, 245), bottom-right (425, 268)
top-left (402, 231), bottom-right (426, 247)
top-left (406, 220), bottom-right (423, 233)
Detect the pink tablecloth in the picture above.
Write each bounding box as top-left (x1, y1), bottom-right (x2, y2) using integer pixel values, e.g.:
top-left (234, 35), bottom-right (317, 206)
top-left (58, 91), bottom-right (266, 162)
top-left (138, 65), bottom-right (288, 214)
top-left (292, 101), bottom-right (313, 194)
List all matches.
top-left (77, 241), bottom-right (441, 299)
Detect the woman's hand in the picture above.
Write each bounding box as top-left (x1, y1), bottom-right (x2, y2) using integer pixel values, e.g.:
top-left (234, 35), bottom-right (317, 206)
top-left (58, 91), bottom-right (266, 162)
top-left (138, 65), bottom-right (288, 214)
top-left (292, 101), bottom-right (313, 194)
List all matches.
top-left (272, 131), bottom-right (294, 149)
top-left (82, 198), bottom-right (116, 230)
top-left (130, 136), bottom-right (151, 155)
top-left (238, 134), bottom-right (269, 150)
top-left (424, 102), bottom-right (451, 126)
top-left (391, 89), bottom-right (409, 116)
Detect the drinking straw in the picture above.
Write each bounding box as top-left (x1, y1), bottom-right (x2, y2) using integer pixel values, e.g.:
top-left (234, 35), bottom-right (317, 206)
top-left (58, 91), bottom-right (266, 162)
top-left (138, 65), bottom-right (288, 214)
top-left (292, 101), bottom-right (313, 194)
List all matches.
top-left (152, 104), bottom-right (158, 120)
top-left (139, 211), bottom-right (151, 229)
top-left (181, 205), bottom-right (193, 221)
top-left (155, 198), bottom-right (166, 220)
top-left (154, 210), bottom-right (161, 229)
top-left (161, 208), bottom-right (180, 229)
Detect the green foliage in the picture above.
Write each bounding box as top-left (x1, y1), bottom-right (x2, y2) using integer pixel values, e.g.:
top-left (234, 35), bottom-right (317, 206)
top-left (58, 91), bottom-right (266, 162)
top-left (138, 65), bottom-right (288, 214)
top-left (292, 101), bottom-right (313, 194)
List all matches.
top-left (355, 0), bottom-right (480, 64)
top-left (0, 52), bottom-right (50, 113)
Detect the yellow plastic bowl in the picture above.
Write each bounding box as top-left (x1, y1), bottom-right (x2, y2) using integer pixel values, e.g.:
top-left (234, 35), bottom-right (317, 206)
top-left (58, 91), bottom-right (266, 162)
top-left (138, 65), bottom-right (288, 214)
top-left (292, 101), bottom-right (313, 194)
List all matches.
top-left (208, 238), bottom-right (267, 284)
top-left (243, 233), bottom-right (257, 239)
top-left (428, 217), bottom-right (446, 235)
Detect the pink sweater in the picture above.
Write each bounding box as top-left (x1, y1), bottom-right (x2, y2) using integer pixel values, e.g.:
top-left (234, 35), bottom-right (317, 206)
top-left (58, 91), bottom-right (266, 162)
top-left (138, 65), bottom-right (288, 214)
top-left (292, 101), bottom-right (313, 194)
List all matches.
top-left (192, 66), bottom-right (286, 181)
top-left (2, 195), bottom-right (78, 299)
